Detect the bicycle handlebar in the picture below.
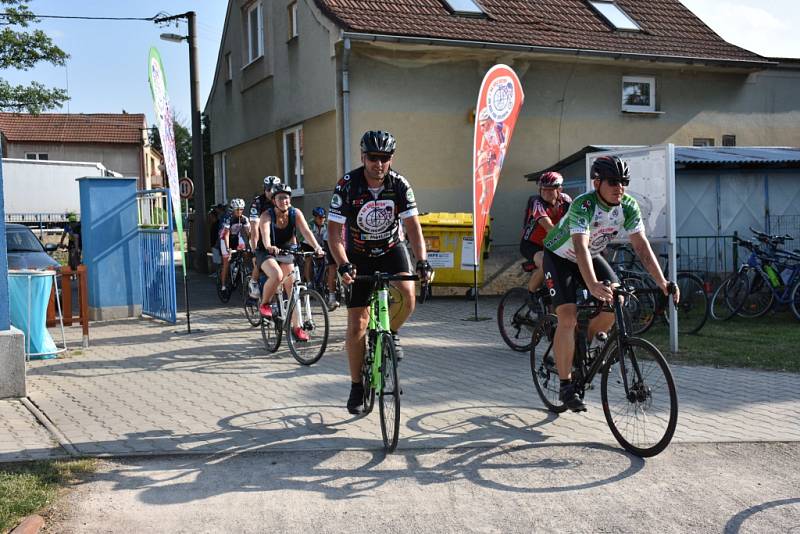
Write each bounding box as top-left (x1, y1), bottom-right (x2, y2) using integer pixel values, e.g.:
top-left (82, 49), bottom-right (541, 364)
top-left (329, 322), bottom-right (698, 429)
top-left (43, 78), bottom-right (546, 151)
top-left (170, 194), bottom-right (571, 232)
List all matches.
top-left (354, 273), bottom-right (420, 282)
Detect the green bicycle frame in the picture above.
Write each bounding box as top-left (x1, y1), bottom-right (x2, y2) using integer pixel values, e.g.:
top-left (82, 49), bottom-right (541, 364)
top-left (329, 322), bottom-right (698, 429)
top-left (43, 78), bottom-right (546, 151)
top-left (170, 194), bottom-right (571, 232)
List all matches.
top-left (368, 286), bottom-right (391, 392)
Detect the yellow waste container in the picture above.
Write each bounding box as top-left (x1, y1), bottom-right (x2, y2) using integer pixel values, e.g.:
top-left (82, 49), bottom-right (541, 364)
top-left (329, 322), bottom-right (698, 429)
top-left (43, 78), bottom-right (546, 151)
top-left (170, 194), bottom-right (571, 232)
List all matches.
top-left (418, 212), bottom-right (491, 286)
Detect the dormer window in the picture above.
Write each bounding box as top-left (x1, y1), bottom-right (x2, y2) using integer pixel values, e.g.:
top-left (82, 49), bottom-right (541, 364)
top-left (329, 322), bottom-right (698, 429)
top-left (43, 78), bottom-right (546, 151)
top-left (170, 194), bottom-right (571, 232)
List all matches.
top-left (442, 0), bottom-right (484, 16)
top-left (588, 1), bottom-right (640, 31)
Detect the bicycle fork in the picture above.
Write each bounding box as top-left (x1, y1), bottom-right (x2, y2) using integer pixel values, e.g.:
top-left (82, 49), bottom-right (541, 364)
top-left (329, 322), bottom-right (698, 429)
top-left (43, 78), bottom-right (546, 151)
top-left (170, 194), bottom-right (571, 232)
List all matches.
top-left (370, 288), bottom-right (391, 392)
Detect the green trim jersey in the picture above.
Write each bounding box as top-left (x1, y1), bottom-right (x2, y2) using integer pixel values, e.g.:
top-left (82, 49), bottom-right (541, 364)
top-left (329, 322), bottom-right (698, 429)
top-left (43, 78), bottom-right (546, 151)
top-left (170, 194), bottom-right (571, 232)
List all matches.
top-left (544, 191), bottom-right (645, 261)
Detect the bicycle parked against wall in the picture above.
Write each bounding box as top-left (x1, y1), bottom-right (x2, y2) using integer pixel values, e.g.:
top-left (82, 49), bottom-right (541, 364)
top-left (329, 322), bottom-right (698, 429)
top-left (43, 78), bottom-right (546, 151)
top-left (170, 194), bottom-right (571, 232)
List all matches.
top-left (711, 230), bottom-right (800, 321)
top-left (354, 271), bottom-right (421, 452)
top-left (608, 245), bottom-right (709, 335)
top-left (260, 248), bottom-right (330, 365)
top-left (530, 282), bottom-right (679, 457)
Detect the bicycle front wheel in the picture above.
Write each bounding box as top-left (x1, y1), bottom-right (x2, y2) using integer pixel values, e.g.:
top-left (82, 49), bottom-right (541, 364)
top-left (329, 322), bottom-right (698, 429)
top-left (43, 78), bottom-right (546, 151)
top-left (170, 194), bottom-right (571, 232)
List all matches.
top-left (497, 287), bottom-right (538, 352)
top-left (244, 293), bottom-right (262, 327)
top-left (286, 289), bottom-right (329, 366)
top-left (675, 273), bottom-right (709, 335)
top-left (601, 335), bottom-right (678, 457)
top-left (216, 266), bottom-right (232, 303)
top-left (378, 333), bottom-right (401, 452)
top-left (710, 272), bottom-right (748, 321)
top-left (529, 314), bottom-right (566, 413)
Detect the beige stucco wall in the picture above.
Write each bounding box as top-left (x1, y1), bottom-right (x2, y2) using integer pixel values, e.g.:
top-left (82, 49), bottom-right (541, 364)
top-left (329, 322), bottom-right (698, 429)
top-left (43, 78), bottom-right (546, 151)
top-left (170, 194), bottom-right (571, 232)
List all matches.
top-left (344, 45), bottom-right (800, 245)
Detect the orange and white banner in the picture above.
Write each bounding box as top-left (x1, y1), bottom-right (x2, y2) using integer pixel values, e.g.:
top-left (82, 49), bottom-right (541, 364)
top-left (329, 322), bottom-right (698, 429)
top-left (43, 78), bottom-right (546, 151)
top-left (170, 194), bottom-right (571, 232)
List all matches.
top-left (472, 64), bottom-right (524, 264)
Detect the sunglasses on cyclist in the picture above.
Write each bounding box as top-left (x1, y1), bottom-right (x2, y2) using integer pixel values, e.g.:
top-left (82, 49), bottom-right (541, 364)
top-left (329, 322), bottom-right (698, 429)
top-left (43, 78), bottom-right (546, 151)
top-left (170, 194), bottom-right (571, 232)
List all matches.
top-left (366, 153), bottom-right (392, 163)
top-left (603, 178), bottom-right (630, 187)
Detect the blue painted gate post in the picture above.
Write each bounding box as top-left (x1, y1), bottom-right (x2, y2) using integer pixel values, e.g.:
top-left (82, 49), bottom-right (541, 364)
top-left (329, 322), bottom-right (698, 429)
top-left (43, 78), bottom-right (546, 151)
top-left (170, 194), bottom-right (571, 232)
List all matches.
top-left (78, 177), bottom-right (143, 320)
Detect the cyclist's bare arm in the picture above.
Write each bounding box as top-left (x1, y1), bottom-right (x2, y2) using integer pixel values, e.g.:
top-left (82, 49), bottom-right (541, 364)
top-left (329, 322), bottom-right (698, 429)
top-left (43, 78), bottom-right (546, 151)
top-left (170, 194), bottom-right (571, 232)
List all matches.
top-left (328, 220), bottom-right (353, 283)
top-left (403, 215), bottom-right (426, 262)
top-left (295, 215), bottom-right (323, 254)
top-left (572, 233), bottom-right (613, 302)
top-left (259, 211), bottom-right (275, 254)
top-left (536, 215), bottom-right (556, 233)
top-left (629, 231), bottom-right (679, 303)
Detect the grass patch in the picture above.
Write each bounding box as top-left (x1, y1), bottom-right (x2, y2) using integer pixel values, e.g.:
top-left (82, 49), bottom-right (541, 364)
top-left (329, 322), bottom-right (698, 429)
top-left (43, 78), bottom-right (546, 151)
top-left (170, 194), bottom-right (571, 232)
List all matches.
top-left (642, 311), bottom-right (800, 372)
top-left (0, 459), bottom-right (95, 533)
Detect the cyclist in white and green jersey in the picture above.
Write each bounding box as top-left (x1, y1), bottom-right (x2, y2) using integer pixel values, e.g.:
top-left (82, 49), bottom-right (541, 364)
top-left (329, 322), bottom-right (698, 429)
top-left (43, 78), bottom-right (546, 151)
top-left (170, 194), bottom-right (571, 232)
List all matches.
top-left (542, 155), bottom-right (679, 412)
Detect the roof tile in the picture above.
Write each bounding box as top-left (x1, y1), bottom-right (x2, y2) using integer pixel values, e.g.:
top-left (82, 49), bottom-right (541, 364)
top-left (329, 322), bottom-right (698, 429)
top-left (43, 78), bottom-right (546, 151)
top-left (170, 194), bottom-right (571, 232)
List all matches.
top-left (315, 0), bottom-right (765, 63)
top-left (0, 113), bottom-right (147, 145)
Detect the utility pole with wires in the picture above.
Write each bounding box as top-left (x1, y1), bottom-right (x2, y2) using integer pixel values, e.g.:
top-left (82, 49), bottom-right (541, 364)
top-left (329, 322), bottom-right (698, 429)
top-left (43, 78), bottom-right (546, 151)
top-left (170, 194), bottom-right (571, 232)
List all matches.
top-left (154, 11), bottom-right (208, 274)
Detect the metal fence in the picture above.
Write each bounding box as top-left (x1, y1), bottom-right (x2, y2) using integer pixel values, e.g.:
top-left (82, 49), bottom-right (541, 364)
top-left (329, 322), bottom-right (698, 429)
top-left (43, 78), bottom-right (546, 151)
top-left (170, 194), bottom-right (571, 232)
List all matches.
top-left (768, 215), bottom-right (800, 241)
top-left (136, 189), bottom-right (177, 324)
top-left (675, 235), bottom-right (738, 278)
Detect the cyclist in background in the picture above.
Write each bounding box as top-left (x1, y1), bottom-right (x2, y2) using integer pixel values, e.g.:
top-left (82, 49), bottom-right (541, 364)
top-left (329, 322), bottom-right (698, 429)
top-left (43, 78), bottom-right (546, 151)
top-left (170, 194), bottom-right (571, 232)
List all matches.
top-left (58, 212), bottom-right (81, 270)
top-left (303, 206), bottom-right (340, 310)
top-left (248, 175), bottom-right (281, 298)
top-left (218, 198), bottom-right (250, 293)
top-left (542, 155), bottom-right (679, 412)
top-left (520, 171), bottom-right (571, 300)
top-left (256, 184), bottom-right (324, 341)
top-left (328, 130), bottom-right (433, 415)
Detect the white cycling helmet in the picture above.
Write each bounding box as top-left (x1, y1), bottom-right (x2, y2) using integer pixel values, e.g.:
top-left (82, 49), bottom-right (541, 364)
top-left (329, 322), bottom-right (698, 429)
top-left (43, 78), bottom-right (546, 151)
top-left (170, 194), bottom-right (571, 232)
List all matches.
top-left (263, 175), bottom-right (281, 191)
top-left (230, 198), bottom-right (245, 209)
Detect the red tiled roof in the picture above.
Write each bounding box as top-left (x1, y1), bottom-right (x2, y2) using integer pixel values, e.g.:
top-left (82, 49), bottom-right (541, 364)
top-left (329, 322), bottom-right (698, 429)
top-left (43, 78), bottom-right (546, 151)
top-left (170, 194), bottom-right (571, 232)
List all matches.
top-left (0, 113), bottom-right (147, 144)
top-left (314, 0), bottom-right (766, 64)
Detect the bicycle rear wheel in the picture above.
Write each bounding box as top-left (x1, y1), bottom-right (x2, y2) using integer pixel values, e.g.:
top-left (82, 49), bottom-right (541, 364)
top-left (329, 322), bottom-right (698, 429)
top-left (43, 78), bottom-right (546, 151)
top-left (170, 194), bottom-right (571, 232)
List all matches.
top-left (260, 296), bottom-right (282, 353)
top-left (790, 281), bottom-right (800, 321)
top-left (737, 270), bottom-right (774, 318)
top-left (286, 289), bottom-right (329, 366)
top-left (216, 265), bottom-right (232, 303)
top-left (361, 347), bottom-right (376, 416)
top-left (378, 332), bottom-right (401, 452)
top-left (244, 293), bottom-right (262, 327)
top-left (674, 273), bottom-right (709, 335)
top-left (601, 335), bottom-right (678, 457)
top-left (529, 315), bottom-right (566, 413)
top-left (497, 287), bottom-right (539, 352)
top-left (710, 272), bottom-right (749, 320)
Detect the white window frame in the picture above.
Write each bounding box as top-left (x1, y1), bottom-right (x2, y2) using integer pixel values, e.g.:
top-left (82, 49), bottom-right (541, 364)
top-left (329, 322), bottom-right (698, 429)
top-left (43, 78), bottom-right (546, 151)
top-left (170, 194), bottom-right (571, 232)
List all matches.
top-left (25, 152), bottom-right (48, 160)
top-left (225, 52), bottom-right (232, 81)
top-left (283, 125), bottom-right (304, 195)
top-left (589, 1), bottom-right (641, 31)
top-left (288, 1), bottom-right (298, 39)
top-left (621, 75), bottom-right (656, 113)
top-left (245, 1), bottom-right (264, 66)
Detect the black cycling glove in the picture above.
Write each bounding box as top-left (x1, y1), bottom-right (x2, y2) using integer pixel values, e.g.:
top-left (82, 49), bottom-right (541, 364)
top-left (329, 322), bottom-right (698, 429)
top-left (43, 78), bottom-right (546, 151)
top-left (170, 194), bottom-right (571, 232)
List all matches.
top-left (338, 262), bottom-right (355, 276)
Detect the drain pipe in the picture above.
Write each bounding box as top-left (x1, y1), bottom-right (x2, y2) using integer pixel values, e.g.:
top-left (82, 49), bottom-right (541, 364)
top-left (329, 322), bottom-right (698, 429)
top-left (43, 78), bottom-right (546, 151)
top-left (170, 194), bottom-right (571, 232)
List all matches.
top-left (342, 37), bottom-right (352, 172)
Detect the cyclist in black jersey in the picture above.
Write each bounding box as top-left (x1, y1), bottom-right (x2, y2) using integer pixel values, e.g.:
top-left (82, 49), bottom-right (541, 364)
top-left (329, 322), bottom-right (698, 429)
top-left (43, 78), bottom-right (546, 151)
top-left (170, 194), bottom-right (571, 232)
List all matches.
top-left (257, 184), bottom-right (324, 340)
top-left (327, 130), bottom-right (433, 414)
top-left (219, 198), bottom-right (250, 292)
top-left (248, 175), bottom-right (281, 298)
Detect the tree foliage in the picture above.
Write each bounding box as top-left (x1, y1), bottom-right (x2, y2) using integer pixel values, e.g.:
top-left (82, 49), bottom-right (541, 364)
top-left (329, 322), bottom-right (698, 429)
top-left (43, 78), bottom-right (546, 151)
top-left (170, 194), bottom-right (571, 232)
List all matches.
top-left (0, 0), bottom-right (69, 113)
top-left (149, 118), bottom-right (192, 180)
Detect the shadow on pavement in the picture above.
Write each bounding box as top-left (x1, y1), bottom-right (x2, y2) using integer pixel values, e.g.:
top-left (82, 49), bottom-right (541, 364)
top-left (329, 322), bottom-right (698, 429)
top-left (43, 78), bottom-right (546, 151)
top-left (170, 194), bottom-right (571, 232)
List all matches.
top-left (724, 497), bottom-right (800, 534)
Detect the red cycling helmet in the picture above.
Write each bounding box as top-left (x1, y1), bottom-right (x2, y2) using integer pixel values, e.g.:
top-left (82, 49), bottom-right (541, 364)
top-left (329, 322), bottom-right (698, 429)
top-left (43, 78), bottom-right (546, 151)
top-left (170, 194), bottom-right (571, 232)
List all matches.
top-left (539, 171), bottom-right (564, 188)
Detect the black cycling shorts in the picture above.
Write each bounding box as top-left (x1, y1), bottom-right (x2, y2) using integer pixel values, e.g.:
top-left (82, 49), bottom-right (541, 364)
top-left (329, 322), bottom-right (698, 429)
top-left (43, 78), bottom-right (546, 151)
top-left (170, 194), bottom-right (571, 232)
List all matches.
top-left (519, 240), bottom-right (543, 262)
top-left (542, 249), bottom-right (618, 309)
top-left (347, 246), bottom-right (412, 308)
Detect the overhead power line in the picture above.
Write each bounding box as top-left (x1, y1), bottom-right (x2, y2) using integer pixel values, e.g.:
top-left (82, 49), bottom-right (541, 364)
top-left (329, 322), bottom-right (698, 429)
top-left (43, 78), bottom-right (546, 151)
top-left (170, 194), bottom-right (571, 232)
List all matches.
top-left (0, 11), bottom-right (167, 22)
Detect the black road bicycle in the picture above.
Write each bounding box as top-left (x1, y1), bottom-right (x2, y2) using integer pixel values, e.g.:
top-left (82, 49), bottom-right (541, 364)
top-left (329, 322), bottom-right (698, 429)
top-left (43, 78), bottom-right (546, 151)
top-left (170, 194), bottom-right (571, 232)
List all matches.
top-left (530, 283), bottom-right (679, 457)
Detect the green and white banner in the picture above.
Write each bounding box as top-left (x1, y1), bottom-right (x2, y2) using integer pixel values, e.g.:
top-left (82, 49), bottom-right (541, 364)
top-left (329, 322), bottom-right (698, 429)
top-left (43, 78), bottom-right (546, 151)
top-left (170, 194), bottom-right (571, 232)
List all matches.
top-left (147, 47), bottom-right (187, 274)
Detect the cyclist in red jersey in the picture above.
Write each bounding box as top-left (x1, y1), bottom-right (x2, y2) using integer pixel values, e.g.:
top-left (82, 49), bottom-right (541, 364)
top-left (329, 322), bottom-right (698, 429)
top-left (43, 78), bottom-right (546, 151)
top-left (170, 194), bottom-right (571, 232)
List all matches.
top-left (520, 171), bottom-right (571, 299)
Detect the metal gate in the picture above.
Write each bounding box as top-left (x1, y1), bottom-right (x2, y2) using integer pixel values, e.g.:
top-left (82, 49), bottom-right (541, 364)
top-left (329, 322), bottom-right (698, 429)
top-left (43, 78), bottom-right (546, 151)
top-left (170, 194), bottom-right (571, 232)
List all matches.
top-left (137, 189), bottom-right (177, 323)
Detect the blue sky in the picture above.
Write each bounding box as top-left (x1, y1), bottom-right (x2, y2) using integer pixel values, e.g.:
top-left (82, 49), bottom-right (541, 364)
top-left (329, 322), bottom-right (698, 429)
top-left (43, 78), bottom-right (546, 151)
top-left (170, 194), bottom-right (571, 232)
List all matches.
top-left (4, 0), bottom-right (799, 129)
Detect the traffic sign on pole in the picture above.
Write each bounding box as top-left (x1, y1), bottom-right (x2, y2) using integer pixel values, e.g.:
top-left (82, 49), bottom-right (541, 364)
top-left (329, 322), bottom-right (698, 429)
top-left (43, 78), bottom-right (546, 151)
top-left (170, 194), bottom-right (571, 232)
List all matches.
top-left (179, 177), bottom-right (194, 199)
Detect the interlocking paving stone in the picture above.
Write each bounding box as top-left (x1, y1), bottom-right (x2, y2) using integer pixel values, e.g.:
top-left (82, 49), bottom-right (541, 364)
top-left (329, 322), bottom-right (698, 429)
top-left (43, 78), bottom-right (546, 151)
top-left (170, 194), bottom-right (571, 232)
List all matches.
top-left (3, 274), bottom-right (797, 460)
top-left (0, 399), bottom-right (66, 461)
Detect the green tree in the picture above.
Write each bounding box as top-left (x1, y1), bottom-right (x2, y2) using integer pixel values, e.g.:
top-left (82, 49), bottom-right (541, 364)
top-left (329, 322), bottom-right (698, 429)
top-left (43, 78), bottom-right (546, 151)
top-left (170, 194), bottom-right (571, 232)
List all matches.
top-left (149, 118), bottom-right (192, 179)
top-left (0, 0), bottom-right (69, 113)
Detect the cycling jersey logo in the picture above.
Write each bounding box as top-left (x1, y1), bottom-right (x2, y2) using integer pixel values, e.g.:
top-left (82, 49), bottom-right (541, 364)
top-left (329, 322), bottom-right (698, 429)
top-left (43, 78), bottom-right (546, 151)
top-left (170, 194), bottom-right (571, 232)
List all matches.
top-left (356, 200), bottom-right (395, 238)
top-left (581, 200), bottom-right (592, 211)
top-left (331, 194), bottom-right (343, 209)
top-left (486, 76), bottom-right (515, 122)
top-left (406, 189), bottom-right (415, 203)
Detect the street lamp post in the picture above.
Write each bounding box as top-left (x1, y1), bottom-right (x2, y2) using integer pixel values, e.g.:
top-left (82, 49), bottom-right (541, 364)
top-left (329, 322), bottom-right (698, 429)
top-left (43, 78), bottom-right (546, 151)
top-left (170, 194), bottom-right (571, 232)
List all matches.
top-left (157, 11), bottom-right (208, 273)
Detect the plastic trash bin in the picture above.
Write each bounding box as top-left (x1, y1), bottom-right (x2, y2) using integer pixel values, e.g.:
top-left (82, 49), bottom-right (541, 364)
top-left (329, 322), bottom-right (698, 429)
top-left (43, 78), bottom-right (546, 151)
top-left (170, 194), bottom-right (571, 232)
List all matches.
top-left (418, 212), bottom-right (491, 287)
top-left (8, 269), bottom-right (66, 360)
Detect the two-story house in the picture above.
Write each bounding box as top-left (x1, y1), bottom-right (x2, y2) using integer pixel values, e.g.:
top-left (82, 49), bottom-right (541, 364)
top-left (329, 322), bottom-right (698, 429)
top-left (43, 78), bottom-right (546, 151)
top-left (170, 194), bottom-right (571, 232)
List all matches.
top-left (0, 112), bottom-right (164, 190)
top-left (205, 0), bottom-right (800, 246)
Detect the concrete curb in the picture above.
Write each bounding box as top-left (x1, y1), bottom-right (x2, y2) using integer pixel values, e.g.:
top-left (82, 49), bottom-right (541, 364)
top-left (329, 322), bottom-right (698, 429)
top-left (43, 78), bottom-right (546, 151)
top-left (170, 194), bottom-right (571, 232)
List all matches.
top-left (10, 514), bottom-right (44, 534)
top-left (20, 397), bottom-right (80, 457)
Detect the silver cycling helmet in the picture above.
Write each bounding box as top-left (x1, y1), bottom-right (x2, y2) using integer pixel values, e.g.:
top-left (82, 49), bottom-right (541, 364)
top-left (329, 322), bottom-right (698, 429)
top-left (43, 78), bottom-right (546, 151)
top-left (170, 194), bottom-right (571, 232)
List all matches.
top-left (230, 198), bottom-right (245, 209)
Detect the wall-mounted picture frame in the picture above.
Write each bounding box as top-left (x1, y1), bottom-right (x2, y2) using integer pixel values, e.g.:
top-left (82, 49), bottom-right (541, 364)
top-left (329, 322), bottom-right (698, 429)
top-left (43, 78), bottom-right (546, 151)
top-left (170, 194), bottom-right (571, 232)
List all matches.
top-left (622, 75), bottom-right (656, 112)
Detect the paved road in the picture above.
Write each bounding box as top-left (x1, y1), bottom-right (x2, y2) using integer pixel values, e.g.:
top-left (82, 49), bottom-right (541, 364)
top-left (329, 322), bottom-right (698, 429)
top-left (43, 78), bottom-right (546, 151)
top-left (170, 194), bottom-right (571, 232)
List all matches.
top-left (4, 273), bottom-right (800, 462)
top-left (45, 443), bottom-right (800, 533)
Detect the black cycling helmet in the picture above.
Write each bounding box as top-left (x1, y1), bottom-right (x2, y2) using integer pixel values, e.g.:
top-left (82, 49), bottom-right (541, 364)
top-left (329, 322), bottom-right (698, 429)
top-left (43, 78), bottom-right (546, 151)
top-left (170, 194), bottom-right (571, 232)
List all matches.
top-left (263, 175), bottom-right (281, 191)
top-left (591, 155), bottom-right (629, 180)
top-left (360, 130), bottom-right (396, 154)
top-left (272, 183), bottom-right (292, 197)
